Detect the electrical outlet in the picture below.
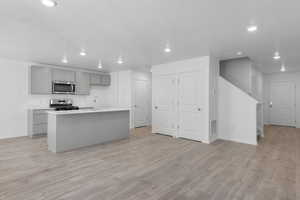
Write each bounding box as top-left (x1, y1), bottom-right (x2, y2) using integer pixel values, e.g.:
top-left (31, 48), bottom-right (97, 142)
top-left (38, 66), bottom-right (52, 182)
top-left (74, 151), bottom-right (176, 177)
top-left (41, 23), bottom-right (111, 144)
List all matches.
top-left (93, 96), bottom-right (99, 103)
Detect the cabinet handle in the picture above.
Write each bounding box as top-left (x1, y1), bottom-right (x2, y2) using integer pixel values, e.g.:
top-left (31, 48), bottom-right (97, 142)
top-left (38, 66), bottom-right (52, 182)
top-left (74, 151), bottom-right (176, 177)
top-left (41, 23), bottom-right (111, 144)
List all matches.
top-left (197, 108), bottom-right (201, 111)
top-left (155, 106), bottom-right (158, 109)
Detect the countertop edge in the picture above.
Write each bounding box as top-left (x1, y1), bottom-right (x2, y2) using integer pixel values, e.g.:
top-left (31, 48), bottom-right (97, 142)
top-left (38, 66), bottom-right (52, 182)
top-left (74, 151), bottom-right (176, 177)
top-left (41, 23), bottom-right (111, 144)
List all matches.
top-left (28, 107), bottom-right (94, 111)
top-left (47, 108), bottom-right (130, 115)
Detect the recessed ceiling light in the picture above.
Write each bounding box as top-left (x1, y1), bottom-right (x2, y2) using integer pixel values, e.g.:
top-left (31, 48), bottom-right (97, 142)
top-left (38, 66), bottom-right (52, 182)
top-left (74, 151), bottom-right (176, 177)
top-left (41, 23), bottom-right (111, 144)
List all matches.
top-left (273, 55), bottom-right (280, 60)
top-left (98, 60), bottom-right (103, 69)
top-left (273, 52), bottom-right (280, 60)
top-left (62, 56), bottom-right (68, 63)
top-left (164, 43), bottom-right (171, 53)
top-left (117, 56), bottom-right (123, 64)
top-left (280, 65), bottom-right (286, 72)
top-left (164, 47), bottom-right (171, 53)
top-left (237, 51), bottom-right (243, 56)
top-left (247, 25), bottom-right (258, 32)
top-left (41, 0), bottom-right (57, 7)
top-left (80, 49), bottom-right (86, 56)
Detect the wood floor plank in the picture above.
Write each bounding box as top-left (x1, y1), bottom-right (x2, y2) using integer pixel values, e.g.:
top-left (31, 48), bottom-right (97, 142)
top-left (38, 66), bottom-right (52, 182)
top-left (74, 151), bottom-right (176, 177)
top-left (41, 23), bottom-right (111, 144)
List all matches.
top-left (0, 125), bottom-right (299, 200)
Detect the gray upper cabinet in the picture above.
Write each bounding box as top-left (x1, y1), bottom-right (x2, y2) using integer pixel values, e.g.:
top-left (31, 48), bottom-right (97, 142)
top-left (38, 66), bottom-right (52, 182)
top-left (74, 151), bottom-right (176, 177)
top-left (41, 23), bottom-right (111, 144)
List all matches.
top-left (90, 73), bottom-right (111, 86)
top-left (30, 66), bottom-right (52, 94)
top-left (101, 74), bottom-right (111, 86)
top-left (76, 71), bottom-right (90, 95)
top-left (30, 65), bottom-right (110, 95)
top-left (52, 69), bottom-right (76, 82)
top-left (90, 73), bottom-right (101, 85)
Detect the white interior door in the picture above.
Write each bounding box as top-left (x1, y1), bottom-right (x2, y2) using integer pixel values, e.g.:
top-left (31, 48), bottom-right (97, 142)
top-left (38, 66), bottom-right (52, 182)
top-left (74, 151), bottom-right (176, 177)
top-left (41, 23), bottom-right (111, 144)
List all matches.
top-left (152, 74), bottom-right (177, 136)
top-left (270, 82), bottom-right (296, 127)
top-left (178, 70), bottom-right (205, 141)
top-left (134, 80), bottom-right (150, 127)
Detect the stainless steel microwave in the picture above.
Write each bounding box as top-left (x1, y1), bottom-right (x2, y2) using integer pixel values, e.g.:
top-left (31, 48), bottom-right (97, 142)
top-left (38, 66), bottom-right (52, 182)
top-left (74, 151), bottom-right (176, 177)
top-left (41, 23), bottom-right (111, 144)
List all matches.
top-left (52, 81), bottom-right (76, 94)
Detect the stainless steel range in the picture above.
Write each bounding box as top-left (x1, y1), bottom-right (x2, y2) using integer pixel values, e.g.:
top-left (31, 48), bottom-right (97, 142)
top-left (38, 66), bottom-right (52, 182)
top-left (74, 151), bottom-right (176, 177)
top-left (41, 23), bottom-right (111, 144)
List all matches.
top-left (49, 99), bottom-right (79, 111)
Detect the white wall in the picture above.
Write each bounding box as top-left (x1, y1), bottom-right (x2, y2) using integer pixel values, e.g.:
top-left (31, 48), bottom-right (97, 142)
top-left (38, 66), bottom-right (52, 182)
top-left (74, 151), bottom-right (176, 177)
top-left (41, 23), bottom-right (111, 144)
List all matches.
top-left (220, 58), bottom-right (263, 102)
top-left (218, 77), bottom-right (258, 145)
top-left (220, 58), bottom-right (252, 94)
top-left (0, 58), bottom-right (135, 139)
top-left (0, 59), bottom-right (28, 139)
top-left (251, 66), bottom-right (264, 102)
top-left (115, 71), bottom-right (132, 108)
top-left (110, 70), bottom-right (152, 128)
top-left (263, 72), bottom-right (300, 128)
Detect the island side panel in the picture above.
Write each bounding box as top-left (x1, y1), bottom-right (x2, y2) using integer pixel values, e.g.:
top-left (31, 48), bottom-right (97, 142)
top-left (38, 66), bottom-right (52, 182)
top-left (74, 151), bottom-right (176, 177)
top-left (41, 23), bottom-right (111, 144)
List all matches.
top-left (47, 114), bottom-right (57, 152)
top-left (54, 111), bottom-right (130, 152)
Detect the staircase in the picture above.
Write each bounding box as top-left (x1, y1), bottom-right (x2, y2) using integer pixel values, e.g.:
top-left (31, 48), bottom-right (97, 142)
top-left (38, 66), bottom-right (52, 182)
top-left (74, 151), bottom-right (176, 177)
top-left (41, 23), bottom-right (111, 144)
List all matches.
top-left (218, 58), bottom-right (264, 145)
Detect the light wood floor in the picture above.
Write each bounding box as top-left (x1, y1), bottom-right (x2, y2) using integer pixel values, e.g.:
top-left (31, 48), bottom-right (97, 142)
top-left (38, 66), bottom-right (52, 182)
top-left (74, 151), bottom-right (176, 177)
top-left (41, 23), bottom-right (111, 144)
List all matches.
top-left (0, 126), bottom-right (299, 200)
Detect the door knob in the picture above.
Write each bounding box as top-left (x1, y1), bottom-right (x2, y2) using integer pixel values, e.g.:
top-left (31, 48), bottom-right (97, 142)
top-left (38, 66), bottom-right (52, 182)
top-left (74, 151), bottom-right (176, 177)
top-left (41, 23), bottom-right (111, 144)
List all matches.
top-left (155, 106), bottom-right (158, 109)
top-left (197, 108), bottom-right (201, 111)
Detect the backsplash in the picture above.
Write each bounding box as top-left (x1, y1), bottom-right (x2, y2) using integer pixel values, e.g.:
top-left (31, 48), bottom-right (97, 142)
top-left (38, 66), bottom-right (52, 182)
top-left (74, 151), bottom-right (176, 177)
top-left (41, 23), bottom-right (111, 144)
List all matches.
top-left (26, 85), bottom-right (114, 109)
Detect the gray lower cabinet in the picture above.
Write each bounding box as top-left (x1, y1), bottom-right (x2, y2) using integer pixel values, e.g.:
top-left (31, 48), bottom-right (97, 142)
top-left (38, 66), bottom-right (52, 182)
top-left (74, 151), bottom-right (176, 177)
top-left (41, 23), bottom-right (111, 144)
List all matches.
top-left (28, 107), bottom-right (94, 137)
top-left (90, 73), bottom-right (111, 86)
top-left (28, 109), bottom-right (52, 137)
top-left (30, 66), bottom-right (52, 94)
top-left (76, 71), bottom-right (90, 95)
top-left (52, 68), bottom-right (76, 82)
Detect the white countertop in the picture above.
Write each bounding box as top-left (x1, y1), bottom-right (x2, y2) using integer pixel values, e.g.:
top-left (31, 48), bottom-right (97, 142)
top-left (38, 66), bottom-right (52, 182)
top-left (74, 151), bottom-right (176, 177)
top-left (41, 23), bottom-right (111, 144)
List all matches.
top-left (28, 106), bottom-right (94, 110)
top-left (47, 107), bottom-right (130, 115)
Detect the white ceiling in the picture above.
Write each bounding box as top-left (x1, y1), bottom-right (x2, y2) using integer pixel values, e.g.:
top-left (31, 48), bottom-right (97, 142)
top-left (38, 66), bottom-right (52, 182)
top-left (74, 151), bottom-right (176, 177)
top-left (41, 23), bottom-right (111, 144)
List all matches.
top-left (0, 0), bottom-right (299, 73)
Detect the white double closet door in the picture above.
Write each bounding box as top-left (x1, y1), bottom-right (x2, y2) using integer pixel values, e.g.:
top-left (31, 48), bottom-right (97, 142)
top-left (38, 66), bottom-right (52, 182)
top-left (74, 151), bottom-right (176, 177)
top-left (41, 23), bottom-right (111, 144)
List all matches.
top-left (153, 70), bottom-right (205, 141)
top-left (177, 71), bottom-right (205, 141)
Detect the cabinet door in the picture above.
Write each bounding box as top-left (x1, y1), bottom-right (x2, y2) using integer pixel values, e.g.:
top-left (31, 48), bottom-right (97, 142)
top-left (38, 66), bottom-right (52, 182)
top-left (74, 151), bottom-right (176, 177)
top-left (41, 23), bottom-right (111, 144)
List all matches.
top-left (52, 69), bottom-right (75, 82)
top-left (30, 66), bottom-right (52, 94)
top-left (76, 72), bottom-right (90, 95)
top-left (33, 124), bottom-right (47, 135)
top-left (152, 74), bottom-right (177, 136)
top-left (90, 73), bottom-right (111, 86)
top-left (100, 74), bottom-right (111, 86)
top-left (177, 70), bottom-right (205, 141)
top-left (90, 74), bottom-right (101, 85)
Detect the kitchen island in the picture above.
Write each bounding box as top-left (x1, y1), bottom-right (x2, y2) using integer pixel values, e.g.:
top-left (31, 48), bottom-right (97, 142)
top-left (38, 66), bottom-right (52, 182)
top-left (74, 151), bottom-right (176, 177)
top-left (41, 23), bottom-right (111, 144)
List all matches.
top-left (47, 108), bottom-right (130, 153)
